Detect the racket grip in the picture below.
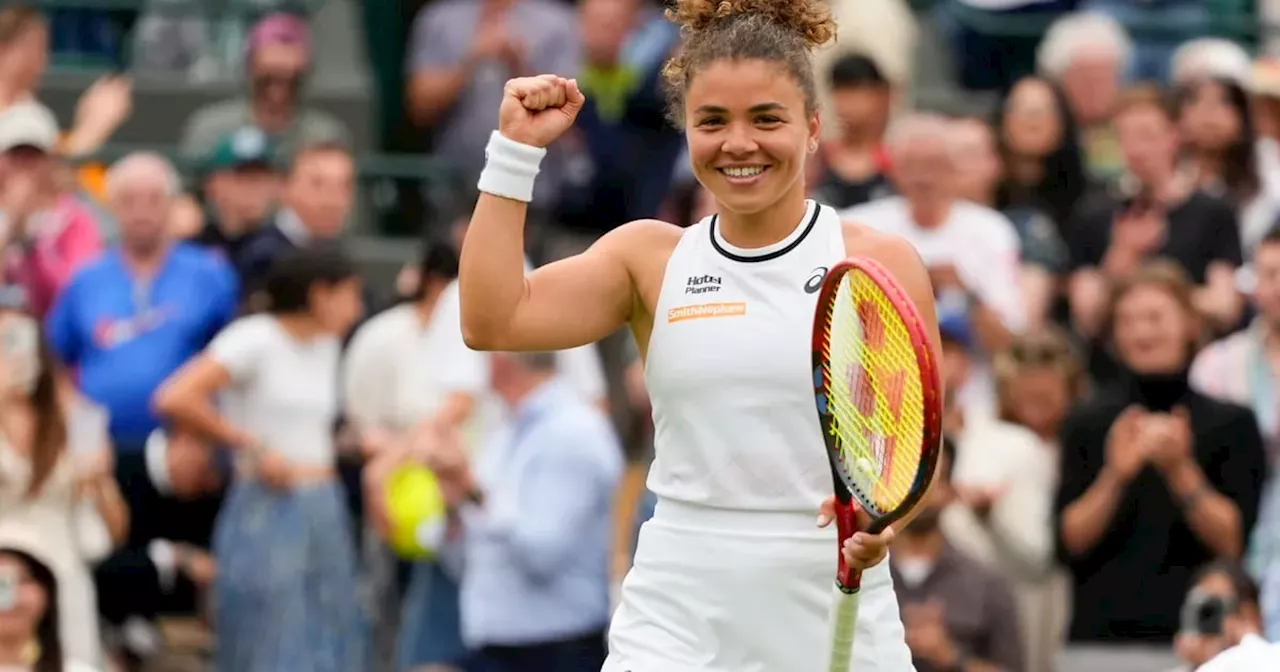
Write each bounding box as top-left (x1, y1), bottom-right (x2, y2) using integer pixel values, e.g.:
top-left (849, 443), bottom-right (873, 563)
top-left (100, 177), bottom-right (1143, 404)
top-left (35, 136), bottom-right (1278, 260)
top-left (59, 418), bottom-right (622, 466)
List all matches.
top-left (827, 584), bottom-right (860, 672)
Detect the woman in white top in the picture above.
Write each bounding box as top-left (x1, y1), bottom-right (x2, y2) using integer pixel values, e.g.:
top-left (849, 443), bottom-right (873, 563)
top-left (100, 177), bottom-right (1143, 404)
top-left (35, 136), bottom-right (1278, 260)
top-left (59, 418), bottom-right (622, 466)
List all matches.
top-left (346, 238), bottom-right (487, 671)
top-left (454, 1), bottom-right (941, 669)
top-left (0, 301), bottom-right (127, 667)
top-left (946, 328), bottom-right (1083, 672)
top-left (154, 244), bottom-right (366, 671)
top-left (0, 537), bottom-right (101, 672)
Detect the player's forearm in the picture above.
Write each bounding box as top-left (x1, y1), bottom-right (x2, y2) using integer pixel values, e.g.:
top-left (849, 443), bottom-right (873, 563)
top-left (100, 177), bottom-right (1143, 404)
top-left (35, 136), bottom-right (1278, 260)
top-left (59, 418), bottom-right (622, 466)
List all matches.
top-left (1060, 468), bottom-right (1127, 557)
top-left (459, 193), bottom-right (534, 350)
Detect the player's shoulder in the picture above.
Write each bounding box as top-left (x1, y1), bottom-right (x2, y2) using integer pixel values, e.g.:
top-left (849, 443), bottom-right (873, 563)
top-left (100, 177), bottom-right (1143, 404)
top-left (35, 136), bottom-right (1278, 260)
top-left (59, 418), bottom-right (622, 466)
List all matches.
top-left (595, 218), bottom-right (685, 263)
top-left (838, 220), bottom-right (926, 271)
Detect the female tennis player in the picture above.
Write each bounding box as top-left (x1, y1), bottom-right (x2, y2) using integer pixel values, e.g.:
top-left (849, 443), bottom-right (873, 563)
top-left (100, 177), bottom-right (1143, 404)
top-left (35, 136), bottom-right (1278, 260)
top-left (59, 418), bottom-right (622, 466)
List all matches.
top-left (457, 0), bottom-right (942, 669)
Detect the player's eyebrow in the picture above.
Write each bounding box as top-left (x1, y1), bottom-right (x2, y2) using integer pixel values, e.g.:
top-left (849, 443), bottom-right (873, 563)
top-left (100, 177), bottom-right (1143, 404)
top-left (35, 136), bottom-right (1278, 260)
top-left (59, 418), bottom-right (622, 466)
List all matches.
top-left (694, 103), bottom-right (788, 115)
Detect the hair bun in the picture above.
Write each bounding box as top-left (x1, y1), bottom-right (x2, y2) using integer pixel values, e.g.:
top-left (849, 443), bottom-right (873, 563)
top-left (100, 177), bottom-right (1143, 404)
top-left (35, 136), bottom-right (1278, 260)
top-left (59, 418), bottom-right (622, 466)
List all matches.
top-left (668, 0), bottom-right (837, 50)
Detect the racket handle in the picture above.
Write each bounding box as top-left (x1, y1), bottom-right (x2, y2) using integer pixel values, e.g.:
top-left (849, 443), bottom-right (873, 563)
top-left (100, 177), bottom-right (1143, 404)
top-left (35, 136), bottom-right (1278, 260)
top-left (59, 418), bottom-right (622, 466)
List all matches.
top-left (827, 584), bottom-right (861, 672)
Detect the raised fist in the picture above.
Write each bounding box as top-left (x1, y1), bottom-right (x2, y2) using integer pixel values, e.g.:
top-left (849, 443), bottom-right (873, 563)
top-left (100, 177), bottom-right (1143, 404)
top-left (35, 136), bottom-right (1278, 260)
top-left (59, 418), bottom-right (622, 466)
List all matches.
top-left (498, 74), bottom-right (586, 148)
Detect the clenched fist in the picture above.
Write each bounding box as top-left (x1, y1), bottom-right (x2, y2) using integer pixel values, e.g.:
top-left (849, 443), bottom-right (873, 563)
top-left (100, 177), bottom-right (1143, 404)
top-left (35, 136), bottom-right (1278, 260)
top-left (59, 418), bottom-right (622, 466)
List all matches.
top-left (499, 74), bottom-right (586, 148)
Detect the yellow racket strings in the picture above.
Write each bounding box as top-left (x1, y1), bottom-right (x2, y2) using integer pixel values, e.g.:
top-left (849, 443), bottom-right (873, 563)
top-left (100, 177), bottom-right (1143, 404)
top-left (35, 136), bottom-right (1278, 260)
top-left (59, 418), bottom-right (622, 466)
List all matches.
top-left (820, 272), bottom-right (925, 513)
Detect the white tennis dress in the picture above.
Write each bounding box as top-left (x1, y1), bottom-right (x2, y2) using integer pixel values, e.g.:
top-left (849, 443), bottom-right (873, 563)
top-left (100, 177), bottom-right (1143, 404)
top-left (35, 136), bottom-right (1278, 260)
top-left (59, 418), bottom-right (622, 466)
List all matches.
top-left (603, 201), bottom-right (914, 672)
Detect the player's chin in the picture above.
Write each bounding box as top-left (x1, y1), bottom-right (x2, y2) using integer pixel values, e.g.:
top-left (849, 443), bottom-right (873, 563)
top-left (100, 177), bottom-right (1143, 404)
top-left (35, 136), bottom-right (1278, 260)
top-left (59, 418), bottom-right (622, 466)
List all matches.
top-left (709, 177), bottom-right (783, 215)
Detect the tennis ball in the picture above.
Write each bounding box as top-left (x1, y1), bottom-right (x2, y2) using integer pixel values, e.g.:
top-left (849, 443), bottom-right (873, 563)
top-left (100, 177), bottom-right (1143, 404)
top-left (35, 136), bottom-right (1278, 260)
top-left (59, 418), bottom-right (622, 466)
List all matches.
top-left (384, 464), bottom-right (449, 561)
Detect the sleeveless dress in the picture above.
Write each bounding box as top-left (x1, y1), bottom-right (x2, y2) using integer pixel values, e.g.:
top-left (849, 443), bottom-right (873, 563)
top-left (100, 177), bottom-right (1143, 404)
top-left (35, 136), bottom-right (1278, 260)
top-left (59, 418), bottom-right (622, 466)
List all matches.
top-left (603, 201), bottom-right (914, 671)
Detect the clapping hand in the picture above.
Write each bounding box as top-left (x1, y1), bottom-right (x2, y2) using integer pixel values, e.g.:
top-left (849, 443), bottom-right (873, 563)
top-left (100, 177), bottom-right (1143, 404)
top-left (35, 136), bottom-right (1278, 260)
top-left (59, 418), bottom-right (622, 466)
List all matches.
top-left (1142, 406), bottom-right (1194, 474)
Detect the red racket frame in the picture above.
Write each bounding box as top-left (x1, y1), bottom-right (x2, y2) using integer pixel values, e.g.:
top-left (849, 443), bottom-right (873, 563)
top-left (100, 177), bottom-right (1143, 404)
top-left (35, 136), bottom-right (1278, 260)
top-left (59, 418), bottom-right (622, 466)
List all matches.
top-left (811, 256), bottom-right (944, 593)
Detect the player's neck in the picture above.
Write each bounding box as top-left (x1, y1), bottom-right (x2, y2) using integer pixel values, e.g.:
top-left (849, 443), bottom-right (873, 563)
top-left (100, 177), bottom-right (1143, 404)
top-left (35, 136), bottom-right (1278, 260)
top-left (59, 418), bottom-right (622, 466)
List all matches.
top-left (715, 188), bottom-right (809, 250)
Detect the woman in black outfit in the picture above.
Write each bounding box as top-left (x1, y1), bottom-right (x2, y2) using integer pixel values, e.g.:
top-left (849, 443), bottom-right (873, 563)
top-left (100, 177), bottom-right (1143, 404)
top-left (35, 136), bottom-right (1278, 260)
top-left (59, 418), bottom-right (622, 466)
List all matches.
top-left (1053, 260), bottom-right (1267, 672)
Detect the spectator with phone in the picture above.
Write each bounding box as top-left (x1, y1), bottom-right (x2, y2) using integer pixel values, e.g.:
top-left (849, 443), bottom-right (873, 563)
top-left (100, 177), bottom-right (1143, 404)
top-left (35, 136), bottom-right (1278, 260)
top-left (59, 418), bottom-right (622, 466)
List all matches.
top-left (1172, 560), bottom-right (1268, 671)
top-left (0, 531), bottom-right (99, 672)
top-left (0, 287), bottom-right (128, 668)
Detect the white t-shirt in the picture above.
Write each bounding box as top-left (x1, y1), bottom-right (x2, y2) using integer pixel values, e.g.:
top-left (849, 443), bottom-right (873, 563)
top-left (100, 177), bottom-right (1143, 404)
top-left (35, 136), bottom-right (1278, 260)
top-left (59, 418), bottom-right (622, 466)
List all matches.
top-left (1196, 634), bottom-right (1280, 671)
top-left (841, 196), bottom-right (1026, 411)
top-left (342, 286), bottom-right (488, 434)
top-left (209, 314), bottom-right (342, 467)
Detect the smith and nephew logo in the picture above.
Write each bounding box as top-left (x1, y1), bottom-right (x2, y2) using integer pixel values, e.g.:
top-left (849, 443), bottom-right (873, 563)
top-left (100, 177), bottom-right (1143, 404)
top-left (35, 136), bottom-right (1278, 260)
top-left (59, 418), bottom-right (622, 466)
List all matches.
top-left (668, 302), bottom-right (746, 323)
top-left (685, 274), bottom-right (722, 295)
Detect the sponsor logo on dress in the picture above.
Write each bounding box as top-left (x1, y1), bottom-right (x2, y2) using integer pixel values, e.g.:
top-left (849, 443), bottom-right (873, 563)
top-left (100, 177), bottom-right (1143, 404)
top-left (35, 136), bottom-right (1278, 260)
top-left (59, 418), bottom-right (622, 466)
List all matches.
top-left (685, 274), bottom-right (722, 295)
top-left (667, 302), bottom-right (747, 323)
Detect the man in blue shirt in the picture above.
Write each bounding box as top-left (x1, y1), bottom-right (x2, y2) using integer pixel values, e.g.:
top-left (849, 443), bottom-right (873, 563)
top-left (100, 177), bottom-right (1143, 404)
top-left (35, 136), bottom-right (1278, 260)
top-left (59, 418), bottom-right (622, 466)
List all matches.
top-left (45, 152), bottom-right (237, 662)
top-left (438, 350), bottom-right (622, 672)
top-left (47, 152), bottom-right (239, 450)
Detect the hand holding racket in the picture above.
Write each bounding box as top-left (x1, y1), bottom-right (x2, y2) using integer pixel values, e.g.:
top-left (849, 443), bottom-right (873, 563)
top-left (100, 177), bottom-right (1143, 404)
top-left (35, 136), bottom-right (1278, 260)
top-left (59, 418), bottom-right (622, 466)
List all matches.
top-left (811, 256), bottom-right (944, 672)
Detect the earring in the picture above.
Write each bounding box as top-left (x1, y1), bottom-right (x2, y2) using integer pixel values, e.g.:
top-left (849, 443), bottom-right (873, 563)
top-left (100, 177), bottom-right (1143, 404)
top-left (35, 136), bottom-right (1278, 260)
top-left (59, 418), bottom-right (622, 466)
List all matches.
top-left (808, 141), bottom-right (819, 154)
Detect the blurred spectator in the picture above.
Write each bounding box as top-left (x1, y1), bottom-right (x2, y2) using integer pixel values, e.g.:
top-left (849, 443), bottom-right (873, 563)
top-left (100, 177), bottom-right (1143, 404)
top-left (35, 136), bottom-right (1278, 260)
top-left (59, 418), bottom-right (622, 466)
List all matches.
top-left (46, 152), bottom-right (238, 450)
top-left (0, 293), bottom-right (127, 667)
top-left (1066, 85), bottom-right (1243, 360)
top-left (842, 113), bottom-right (1025, 416)
top-left (946, 329), bottom-right (1083, 672)
top-left (0, 6), bottom-right (132, 164)
top-left (891, 439), bottom-right (1025, 672)
top-left (1250, 57), bottom-right (1280, 196)
top-left (810, 54), bottom-right (895, 210)
top-left (0, 535), bottom-right (99, 671)
top-left (345, 238), bottom-right (485, 672)
top-left (236, 141), bottom-right (355, 298)
top-left (406, 0), bottom-right (578, 215)
top-left (188, 126), bottom-right (282, 266)
top-left (1037, 12), bottom-right (1131, 179)
top-left (1175, 76), bottom-right (1280, 258)
top-left (938, 0), bottom-right (1072, 92)
top-left (994, 76), bottom-right (1088, 241)
top-left (1169, 38), bottom-right (1250, 88)
top-left (1081, 0), bottom-right (1206, 83)
top-left (951, 115), bottom-right (1063, 331)
top-left (1054, 261), bottom-right (1266, 671)
top-left (178, 12), bottom-right (351, 164)
top-left (154, 243), bottom-right (367, 671)
top-left (554, 0), bottom-right (682, 253)
top-left (439, 350), bottom-right (621, 672)
top-left (1173, 560), bottom-right (1264, 671)
top-left (1189, 227), bottom-right (1280, 637)
top-left (93, 428), bottom-right (222, 670)
top-left (0, 102), bottom-right (104, 319)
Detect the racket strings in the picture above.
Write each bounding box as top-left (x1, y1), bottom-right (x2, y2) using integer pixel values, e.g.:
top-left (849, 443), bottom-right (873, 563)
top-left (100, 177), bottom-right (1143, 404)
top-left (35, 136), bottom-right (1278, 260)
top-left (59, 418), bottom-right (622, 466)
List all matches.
top-left (821, 274), bottom-right (925, 513)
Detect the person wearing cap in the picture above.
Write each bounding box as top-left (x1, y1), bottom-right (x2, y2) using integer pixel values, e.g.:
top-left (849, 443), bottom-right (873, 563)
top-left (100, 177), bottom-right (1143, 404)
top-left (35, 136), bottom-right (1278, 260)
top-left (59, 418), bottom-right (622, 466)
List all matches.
top-left (0, 531), bottom-right (100, 672)
top-left (0, 101), bottom-right (104, 319)
top-left (177, 12), bottom-right (350, 166)
top-left (189, 125), bottom-right (281, 266)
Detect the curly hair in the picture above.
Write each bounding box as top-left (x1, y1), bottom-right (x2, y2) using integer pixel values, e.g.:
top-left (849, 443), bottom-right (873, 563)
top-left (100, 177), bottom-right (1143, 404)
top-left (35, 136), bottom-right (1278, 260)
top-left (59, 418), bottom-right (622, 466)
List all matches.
top-left (661, 0), bottom-right (837, 126)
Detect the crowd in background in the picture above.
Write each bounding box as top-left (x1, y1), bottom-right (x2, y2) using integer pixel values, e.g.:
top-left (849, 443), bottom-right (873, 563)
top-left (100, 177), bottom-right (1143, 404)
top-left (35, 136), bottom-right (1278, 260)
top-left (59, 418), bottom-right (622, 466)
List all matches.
top-left (0, 0), bottom-right (1279, 671)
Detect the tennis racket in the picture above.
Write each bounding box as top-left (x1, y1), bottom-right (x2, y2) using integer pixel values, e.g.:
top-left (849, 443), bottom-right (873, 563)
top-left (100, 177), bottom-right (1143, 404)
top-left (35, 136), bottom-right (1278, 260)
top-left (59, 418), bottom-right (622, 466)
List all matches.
top-left (811, 256), bottom-right (944, 672)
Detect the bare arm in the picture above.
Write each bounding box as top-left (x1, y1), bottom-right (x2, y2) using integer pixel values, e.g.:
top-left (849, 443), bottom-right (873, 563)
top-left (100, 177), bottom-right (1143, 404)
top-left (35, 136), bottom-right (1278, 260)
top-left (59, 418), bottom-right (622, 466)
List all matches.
top-left (1164, 460), bottom-right (1244, 557)
top-left (460, 193), bottom-right (665, 351)
top-left (152, 356), bottom-right (250, 450)
top-left (1060, 466), bottom-right (1129, 557)
top-left (1019, 265), bottom-right (1057, 331)
top-left (1193, 262), bottom-right (1244, 334)
top-left (407, 63), bottom-right (478, 128)
top-left (85, 476), bottom-right (129, 545)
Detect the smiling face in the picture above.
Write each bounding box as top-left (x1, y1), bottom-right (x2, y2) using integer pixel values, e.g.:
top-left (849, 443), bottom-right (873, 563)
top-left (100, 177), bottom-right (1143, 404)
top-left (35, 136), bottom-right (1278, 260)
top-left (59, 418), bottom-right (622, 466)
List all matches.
top-left (684, 58), bottom-right (819, 217)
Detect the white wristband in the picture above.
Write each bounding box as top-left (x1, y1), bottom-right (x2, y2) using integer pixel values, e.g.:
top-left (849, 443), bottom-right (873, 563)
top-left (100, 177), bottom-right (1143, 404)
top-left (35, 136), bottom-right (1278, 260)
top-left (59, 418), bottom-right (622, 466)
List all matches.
top-left (477, 131), bottom-right (547, 203)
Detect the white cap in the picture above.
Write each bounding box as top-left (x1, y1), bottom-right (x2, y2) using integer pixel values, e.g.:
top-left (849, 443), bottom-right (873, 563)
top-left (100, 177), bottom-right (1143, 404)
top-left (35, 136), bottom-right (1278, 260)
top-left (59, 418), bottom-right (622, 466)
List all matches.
top-left (0, 101), bottom-right (59, 153)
